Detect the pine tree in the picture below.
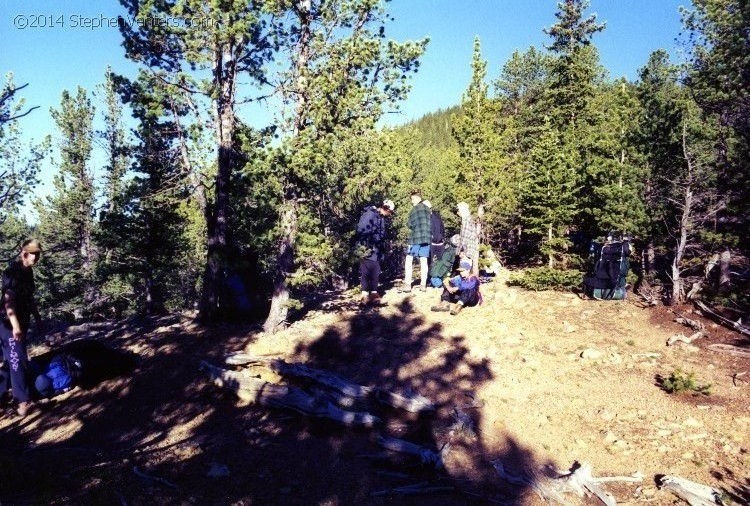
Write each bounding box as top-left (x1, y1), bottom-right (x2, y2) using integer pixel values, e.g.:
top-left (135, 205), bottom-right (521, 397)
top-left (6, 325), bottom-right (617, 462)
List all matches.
top-left (38, 87), bottom-right (96, 316)
top-left (118, 0), bottom-right (273, 322)
top-left (452, 37), bottom-right (519, 251)
top-left (521, 117), bottom-right (579, 267)
top-left (586, 79), bottom-right (648, 236)
top-left (261, 0), bottom-right (427, 333)
top-left (0, 74), bottom-right (49, 226)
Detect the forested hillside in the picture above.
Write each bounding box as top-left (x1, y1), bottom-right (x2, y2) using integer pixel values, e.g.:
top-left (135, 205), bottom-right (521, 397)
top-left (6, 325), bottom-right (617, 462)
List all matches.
top-left (1, 0), bottom-right (748, 329)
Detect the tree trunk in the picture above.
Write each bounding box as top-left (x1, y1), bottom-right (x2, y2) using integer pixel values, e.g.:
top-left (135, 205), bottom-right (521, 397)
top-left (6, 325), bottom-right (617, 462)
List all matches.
top-left (262, 0), bottom-right (310, 334)
top-left (198, 44), bottom-right (236, 323)
top-left (547, 224), bottom-right (554, 268)
top-left (672, 122), bottom-right (696, 306)
top-left (718, 248), bottom-right (731, 294)
top-left (264, 202), bottom-right (298, 334)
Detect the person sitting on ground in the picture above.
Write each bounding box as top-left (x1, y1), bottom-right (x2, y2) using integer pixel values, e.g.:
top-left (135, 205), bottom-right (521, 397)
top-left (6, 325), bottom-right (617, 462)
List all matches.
top-left (431, 258), bottom-right (481, 315)
top-left (428, 234), bottom-right (459, 288)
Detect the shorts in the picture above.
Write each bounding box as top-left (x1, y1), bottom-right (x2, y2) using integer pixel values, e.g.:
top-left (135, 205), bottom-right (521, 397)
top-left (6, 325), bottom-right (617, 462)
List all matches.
top-left (407, 244), bottom-right (430, 258)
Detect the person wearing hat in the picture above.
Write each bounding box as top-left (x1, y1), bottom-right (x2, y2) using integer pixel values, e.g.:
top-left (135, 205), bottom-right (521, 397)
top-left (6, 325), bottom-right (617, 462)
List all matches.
top-left (354, 200), bottom-right (395, 306)
top-left (431, 258), bottom-right (480, 315)
top-left (456, 202), bottom-right (479, 275)
top-left (0, 239), bottom-right (44, 416)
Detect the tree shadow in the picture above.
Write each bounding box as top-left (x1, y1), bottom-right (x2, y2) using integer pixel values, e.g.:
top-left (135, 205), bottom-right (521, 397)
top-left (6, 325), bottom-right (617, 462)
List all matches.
top-left (0, 304), bottom-right (552, 504)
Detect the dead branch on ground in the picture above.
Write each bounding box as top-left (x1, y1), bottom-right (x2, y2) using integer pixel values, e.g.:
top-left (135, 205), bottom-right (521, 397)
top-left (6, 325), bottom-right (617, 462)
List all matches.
top-left (199, 361), bottom-right (380, 427)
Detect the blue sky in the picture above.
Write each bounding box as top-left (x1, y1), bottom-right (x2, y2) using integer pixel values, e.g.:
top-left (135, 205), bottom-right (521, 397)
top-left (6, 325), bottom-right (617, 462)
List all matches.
top-left (1, 0), bottom-right (688, 213)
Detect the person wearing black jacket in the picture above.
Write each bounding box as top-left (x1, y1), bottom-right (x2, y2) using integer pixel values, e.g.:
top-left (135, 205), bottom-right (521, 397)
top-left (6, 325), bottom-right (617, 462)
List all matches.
top-left (1, 239), bottom-right (44, 417)
top-left (355, 200), bottom-right (395, 306)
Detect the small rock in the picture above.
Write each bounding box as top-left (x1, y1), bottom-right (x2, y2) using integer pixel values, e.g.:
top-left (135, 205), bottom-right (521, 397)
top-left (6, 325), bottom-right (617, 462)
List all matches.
top-left (563, 321), bottom-right (578, 333)
top-left (581, 348), bottom-right (603, 360)
top-left (683, 417), bottom-right (703, 428)
top-left (657, 430), bottom-right (672, 437)
top-left (657, 445), bottom-right (669, 453)
top-left (608, 352), bottom-right (623, 364)
top-left (599, 409), bottom-right (616, 421)
top-left (642, 487), bottom-right (657, 498)
top-left (603, 431), bottom-right (617, 444)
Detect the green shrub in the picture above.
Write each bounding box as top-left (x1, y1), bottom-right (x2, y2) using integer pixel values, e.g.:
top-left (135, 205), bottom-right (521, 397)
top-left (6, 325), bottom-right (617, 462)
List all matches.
top-left (661, 369), bottom-right (712, 395)
top-left (507, 267), bottom-right (582, 292)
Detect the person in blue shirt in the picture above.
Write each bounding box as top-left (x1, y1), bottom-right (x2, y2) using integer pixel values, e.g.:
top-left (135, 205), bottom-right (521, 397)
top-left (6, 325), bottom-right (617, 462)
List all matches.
top-left (431, 258), bottom-right (480, 315)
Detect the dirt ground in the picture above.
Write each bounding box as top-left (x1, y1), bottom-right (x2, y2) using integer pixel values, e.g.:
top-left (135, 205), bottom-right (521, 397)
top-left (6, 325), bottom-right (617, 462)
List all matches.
top-left (1, 270), bottom-right (749, 505)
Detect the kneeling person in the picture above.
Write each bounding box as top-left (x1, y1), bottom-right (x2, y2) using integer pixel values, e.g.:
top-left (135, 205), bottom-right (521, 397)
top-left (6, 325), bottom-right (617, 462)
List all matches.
top-left (431, 259), bottom-right (480, 315)
top-left (33, 352), bottom-right (83, 398)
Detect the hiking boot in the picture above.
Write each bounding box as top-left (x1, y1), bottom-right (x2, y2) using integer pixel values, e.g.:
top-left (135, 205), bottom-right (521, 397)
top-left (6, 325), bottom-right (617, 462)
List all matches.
top-left (16, 401), bottom-right (32, 417)
top-left (398, 285), bottom-right (413, 294)
top-left (431, 301), bottom-right (451, 312)
top-left (418, 285), bottom-right (427, 293)
top-left (368, 293), bottom-right (385, 306)
top-left (450, 304), bottom-right (464, 315)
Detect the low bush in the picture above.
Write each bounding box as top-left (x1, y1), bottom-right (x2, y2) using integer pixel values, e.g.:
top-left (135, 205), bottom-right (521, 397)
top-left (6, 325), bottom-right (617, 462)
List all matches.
top-left (661, 369), bottom-right (712, 395)
top-left (507, 267), bottom-right (582, 292)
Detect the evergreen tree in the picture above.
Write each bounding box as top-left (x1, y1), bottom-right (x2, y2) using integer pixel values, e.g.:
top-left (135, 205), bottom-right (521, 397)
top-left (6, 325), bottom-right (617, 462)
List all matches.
top-left (521, 117), bottom-right (578, 267)
top-left (452, 37), bottom-right (518, 248)
top-left (40, 87), bottom-right (96, 316)
top-left (636, 51), bottom-right (722, 303)
top-left (118, 0), bottom-right (273, 322)
top-left (261, 0), bottom-right (427, 333)
top-left (543, 0), bottom-right (605, 130)
top-left (586, 79), bottom-right (648, 236)
top-left (116, 71), bottom-right (198, 314)
top-left (682, 0), bottom-right (750, 283)
top-left (0, 74), bottom-right (49, 227)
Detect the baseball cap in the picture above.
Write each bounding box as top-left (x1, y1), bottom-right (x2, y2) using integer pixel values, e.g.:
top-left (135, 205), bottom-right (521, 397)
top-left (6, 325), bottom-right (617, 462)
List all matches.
top-left (382, 199), bottom-right (395, 212)
top-left (458, 259), bottom-right (472, 271)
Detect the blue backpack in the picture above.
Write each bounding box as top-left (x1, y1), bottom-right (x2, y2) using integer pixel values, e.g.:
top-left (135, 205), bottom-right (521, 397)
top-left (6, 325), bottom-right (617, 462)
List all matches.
top-left (46, 353), bottom-right (83, 392)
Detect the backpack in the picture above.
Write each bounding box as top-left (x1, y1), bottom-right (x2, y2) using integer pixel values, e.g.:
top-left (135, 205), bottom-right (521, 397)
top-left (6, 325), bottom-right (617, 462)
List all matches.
top-left (431, 211), bottom-right (445, 245)
top-left (46, 353), bottom-right (83, 392)
top-left (583, 240), bottom-right (630, 300)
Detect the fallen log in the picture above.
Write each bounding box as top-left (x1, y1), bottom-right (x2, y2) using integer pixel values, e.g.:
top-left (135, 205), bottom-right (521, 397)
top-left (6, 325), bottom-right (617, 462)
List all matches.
top-left (667, 331), bottom-right (705, 346)
top-left (706, 344), bottom-right (750, 359)
top-left (492, 460), bottom-right (643, 506)
top-left (658, 475), bottom-right (724, 506)
top-left (674, 315), bottom-right (706, 333)
top-left (694, 301), bottom-right (750, 337)
top-left (225, 353), bottom-right (435, 414)
top-left (370, 481), bottom-right (454, 497)
top-left (377, 436), bottom-right (450, 470)
top-left (200, 361), bottom-right (380, 427)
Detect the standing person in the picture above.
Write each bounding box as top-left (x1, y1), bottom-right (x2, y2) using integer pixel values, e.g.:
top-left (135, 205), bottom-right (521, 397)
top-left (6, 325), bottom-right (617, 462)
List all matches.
top-left (457, 202), bottom-right (479, 275)
top-left (423, 200), bottom-right (446, 272)
top-left (355, 200), bottom-right (395, 306)
top-left (400, 190), bottom-right (431, 292)
top-left (1, 239), bottom-right (44, 416)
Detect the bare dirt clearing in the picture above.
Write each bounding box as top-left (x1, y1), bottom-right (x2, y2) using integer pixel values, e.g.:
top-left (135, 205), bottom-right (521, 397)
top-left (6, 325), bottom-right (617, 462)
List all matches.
top-left (1, 271), bottom-right (748, 505)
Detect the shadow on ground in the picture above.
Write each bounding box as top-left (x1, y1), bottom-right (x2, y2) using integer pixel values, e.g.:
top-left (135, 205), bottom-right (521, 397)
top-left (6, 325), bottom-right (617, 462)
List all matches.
top-left (0, 300), bottom-right (553, 505)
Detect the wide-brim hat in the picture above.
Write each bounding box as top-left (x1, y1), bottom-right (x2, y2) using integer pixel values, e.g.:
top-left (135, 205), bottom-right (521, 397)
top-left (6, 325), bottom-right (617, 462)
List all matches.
top-left (22, 239), bottom-right (43, 253)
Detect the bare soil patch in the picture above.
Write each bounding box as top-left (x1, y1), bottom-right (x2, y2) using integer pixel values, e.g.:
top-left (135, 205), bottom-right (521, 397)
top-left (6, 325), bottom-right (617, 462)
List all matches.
top-left (1, 271), bottom-right (749, 505)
